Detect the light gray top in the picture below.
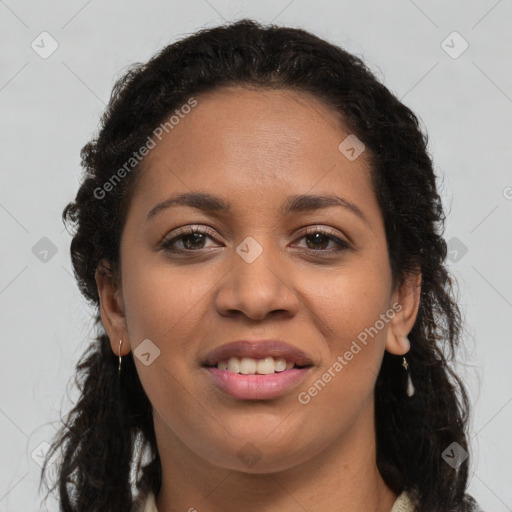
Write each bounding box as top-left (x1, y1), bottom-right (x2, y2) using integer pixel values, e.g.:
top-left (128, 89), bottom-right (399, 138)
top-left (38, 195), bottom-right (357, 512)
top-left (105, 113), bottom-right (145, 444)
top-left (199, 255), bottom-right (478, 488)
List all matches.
top-left (139, 490), bottom-right (416, 512)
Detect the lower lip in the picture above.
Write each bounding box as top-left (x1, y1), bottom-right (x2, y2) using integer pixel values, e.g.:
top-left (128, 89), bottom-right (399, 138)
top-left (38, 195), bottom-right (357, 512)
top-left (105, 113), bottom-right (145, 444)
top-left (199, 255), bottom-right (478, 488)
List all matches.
top-left (205, 367), bottom-right (309, 400)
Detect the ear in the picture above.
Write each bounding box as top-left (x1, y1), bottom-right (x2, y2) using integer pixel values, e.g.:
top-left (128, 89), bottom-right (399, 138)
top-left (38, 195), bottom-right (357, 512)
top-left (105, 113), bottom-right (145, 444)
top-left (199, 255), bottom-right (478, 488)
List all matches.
top-left (385, 269), bottom-right (421, 356)
top-left (95, 259), bottom-right (131, 356)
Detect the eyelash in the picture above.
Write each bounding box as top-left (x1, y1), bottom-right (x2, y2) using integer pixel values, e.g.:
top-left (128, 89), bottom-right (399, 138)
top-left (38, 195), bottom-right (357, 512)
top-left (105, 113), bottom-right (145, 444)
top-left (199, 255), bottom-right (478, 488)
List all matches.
top-left (160, 225), bottom-right (349, 254)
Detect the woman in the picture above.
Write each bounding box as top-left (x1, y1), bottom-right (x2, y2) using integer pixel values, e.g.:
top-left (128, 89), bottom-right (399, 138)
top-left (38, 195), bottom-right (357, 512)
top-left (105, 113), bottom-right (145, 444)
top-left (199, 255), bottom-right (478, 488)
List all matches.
top-left (40, 18), bottom-right (483, 512)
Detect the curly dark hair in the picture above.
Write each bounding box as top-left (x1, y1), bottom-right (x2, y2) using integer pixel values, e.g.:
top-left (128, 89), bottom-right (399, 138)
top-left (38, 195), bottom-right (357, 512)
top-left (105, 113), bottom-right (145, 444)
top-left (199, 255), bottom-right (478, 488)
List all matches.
top-left (40, 18), bottom-right (478, 512)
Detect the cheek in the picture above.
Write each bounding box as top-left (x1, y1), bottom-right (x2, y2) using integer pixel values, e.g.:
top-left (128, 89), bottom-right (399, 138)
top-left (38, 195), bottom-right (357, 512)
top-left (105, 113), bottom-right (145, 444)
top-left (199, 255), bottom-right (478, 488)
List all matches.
top-left (306, 253), bottom-right (393, 396)
top-left (318, 254), bottom-right (392, 342)
top-left (120, 254), bottom-right (217, 420)
top-left (119, 250), bottom-right (235, 439)
top-left (121, 251), bottom-right (216, 359)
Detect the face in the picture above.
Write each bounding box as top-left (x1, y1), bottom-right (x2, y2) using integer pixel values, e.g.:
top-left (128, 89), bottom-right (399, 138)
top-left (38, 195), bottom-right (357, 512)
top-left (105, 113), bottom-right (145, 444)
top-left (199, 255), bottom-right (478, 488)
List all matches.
top-left (98, 86), bottom-right (418, 474)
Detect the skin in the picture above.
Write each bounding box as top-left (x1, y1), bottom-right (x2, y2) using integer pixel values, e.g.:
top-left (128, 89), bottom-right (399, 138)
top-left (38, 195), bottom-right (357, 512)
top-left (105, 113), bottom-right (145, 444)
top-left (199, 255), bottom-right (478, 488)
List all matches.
top-left (96, 86), bottom-right (421, 512)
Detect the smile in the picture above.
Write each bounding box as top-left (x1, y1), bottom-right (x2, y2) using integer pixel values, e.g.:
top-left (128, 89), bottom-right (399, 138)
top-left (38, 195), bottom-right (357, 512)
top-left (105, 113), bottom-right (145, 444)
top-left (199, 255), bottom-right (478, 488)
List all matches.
top-left (215, 356), bottom-right (296, 374)
top-left (204, 364), bottom-right (311, 400)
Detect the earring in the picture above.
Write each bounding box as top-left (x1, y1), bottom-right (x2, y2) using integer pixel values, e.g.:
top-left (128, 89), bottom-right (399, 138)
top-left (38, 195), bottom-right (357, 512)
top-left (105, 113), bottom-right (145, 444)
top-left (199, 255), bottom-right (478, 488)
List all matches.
top-left (402, 356), bottom-right (415, 397)
top-left (118, 339), bottom-right (123, 375)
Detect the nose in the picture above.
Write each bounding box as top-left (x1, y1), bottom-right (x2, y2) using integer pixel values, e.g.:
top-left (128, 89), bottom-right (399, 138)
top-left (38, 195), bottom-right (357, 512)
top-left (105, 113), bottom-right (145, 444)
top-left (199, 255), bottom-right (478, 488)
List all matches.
top-left (214, 237), bottom-right (300, 321)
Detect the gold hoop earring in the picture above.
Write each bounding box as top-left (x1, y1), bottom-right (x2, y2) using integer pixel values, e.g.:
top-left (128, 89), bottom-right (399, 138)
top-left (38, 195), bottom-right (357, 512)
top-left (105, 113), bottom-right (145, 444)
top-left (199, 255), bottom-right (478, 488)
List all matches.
top-left (118, 339), bottom-right (123, 375)
top-left (402, 356), bottom-right (415, 397)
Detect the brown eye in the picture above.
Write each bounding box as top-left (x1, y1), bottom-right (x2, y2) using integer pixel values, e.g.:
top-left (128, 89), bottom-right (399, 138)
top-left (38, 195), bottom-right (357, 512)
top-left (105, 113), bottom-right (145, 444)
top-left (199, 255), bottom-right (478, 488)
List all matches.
top-left (161, 227), bottom-right (218, 252)
top-left (304, 232), bottom-right (331, 250)
top-left (295, 228), bottom-right (349, 253)
top-left (178, 232), bottom-right (207, 250)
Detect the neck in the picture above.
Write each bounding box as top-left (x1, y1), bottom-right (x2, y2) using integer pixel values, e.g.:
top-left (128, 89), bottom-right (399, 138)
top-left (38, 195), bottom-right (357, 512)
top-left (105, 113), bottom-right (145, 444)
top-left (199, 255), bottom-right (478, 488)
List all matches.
top-left (153, 406), bottom-right (397, 512)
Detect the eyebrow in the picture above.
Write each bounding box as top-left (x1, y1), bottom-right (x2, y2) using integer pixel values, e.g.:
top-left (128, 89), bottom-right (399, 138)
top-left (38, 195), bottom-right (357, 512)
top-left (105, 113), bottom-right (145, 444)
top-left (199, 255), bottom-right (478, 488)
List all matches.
top-left (146, 192), bottom-right (368, 224)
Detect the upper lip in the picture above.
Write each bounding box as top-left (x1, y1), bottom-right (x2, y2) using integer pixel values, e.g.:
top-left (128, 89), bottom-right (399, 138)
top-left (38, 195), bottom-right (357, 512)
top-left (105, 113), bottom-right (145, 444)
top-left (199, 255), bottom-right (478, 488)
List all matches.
top-left (203, 340), bottom-right (313, 367)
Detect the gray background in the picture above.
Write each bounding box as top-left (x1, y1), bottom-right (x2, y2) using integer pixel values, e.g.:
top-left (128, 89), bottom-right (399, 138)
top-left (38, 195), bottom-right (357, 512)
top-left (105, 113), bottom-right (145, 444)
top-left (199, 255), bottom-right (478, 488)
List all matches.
top-left (1, 1), bottom-right (511, 510)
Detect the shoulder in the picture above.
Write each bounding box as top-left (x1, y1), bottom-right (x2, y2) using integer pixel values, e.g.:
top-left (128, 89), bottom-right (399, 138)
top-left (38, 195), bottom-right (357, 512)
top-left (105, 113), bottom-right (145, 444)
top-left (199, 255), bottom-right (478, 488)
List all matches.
top-left (393, 490), bottom-right (484, 512)
top-left (132, 489), bottom-right (158, 512)
top-left (134, 489), bottom-right (483, 512)
top-left (391, 491), bottom-right (416, 512)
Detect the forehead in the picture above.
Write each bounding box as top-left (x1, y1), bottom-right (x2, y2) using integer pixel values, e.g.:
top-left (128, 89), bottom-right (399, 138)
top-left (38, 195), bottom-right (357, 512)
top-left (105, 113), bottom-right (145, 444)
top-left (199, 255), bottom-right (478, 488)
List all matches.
top-left (128, 85), bottom-right (377, 222)
top-left (151, 86), bottom-right (350, 167)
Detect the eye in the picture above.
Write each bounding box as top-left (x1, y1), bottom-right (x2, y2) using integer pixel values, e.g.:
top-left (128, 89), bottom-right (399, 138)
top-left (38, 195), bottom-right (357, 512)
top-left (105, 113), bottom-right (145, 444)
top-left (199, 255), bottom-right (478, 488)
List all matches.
top-left (294, 227), bottom-right (349, 252)
top-left (160, 225), bottom-right (350, 254)
top-left (160, 226), bottom-right (219, 252)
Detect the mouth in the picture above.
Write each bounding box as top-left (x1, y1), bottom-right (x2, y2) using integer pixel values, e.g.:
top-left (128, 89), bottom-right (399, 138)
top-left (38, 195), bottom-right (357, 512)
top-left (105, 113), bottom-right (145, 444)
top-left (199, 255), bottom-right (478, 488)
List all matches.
top-left (205, 356), bottom-right (307, 374)
top-left (202, 340), bottom-right (313, 400)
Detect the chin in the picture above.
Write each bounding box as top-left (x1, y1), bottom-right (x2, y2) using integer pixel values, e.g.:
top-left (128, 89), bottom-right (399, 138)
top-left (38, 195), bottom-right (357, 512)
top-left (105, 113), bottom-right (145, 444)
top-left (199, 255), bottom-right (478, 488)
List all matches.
top-left (194, 427), bottom-right (324, 475)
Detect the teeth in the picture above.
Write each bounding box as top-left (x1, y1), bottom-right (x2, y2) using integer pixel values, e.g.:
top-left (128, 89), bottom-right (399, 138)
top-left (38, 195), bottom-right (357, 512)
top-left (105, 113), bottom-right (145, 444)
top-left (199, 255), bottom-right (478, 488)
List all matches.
top-left (256, 357), bottom-right (274, 375)
top-left (227, 357), bottom-right (240, 373)
top-left (217, 356), bottom-right (296, 374)
top-left (217, 360), bottom-right (228, 370)
top-left (240, 357), bottom-right (257, 374)
top-left (275, 358), bottom-right (287, 372)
